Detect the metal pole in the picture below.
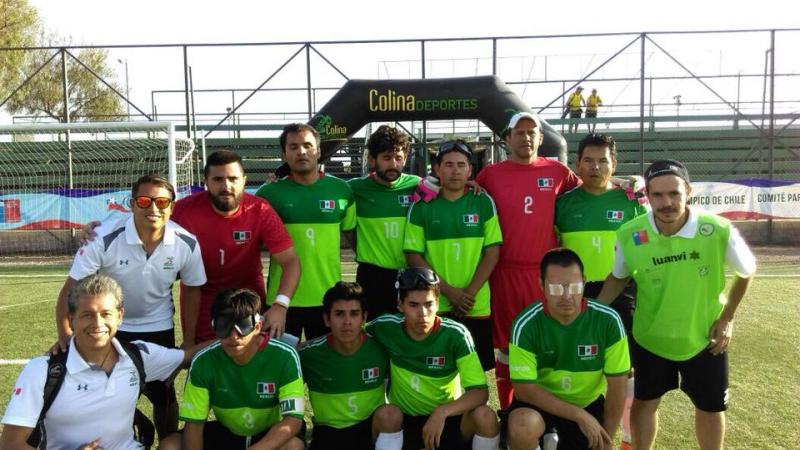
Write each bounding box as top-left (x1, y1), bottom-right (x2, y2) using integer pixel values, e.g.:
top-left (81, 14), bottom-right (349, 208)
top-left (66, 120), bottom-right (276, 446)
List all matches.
top-left (124, 60), bottom-right (130, 121)
top-left (768, 30), bottom-right (776, 243)
top-left (420, 40), bottom-right (427, 176)
top-left (491, 38), bottom-right (497, 164)
top-left (639, 33), bottom-right (646, 174)
top-left (189, 66), bottom-right (197, 141)
top-left (306, 43), bottom-right (313, 120)
top-left (61, 49), bottom-right (73, 190)
top-left (183, 46), bottom-right (191, 138)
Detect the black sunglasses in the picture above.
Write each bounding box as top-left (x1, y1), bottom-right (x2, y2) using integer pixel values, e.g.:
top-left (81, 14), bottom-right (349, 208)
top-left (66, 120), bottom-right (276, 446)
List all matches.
top-left (436, 141), bottom-right (472, 162)
top-left (211, 313), bottom-right (261, 339)
top-left (395, 267), bottom-right (440, 291)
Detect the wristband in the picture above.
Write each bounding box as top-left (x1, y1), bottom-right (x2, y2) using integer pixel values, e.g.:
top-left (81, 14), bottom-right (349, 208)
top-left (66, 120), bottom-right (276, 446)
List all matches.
top-left (273, 294), bottom-right (291, 308)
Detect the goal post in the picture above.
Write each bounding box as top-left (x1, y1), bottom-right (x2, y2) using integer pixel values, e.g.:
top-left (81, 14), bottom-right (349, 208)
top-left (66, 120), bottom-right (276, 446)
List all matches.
top-left (0, 121), bottom-right (198, 256)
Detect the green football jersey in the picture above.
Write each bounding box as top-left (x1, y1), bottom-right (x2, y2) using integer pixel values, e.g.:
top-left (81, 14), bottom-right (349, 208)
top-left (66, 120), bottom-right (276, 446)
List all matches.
top-left (348, 173), bottom-right (421, 270)
top-left (365, 314), bottom-right (487, 416)
top-left (404, 193), bottom-right (502, 317)
top-left (299, 333), bottom-right (389, 428)
top-left (180, 336), bottom-right (305, 436)
top-left (509, 301), bottom-right (630, 408)
top-left (555, 188), bottom-right (647, 282)
top-left (617, 212), bottom-right (730, 360)
top-left (256, 174), bottom-right (356, 308)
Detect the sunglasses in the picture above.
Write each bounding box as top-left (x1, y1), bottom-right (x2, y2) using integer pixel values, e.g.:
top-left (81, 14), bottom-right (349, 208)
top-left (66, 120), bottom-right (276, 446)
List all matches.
top-left (547, 282), bottom-right (584, 296)
top-left (396, 268), bottom-right (440, 291)
top-left (437, 141), bottom-right (472, 160)
top-left (134, 196), bottom-right (172, 210)
top-left (211, 313), bottom-right (261, 339)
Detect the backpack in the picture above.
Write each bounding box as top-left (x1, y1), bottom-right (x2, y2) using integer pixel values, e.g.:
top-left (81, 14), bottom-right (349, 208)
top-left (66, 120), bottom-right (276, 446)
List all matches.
top-left (26, 341), bottom-right (156, 450)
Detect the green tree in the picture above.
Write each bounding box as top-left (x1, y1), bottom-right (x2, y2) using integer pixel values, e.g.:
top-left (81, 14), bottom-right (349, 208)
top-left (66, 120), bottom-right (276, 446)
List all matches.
top-left (0, 0), bottom-right (41, 101)
top-left (6, 38), bottom-right (125, 122)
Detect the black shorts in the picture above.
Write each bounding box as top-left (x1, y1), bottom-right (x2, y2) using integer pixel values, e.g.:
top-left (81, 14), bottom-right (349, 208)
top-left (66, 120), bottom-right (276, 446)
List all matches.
top-left (505, 396), bottom-right (605, 450)
top-left (583, 280), bottom-right (636, 335)
top-left (187, 420), bottom-right (306, 449)
top-left (402, 414), bottom-right (467, 450)
top-left (116, 329), bottom-right (177, 409)
top-left (285, 305), bottom-right (328, 341)
top-left (569, 109), bottom-right (583, 118)
top-left (357, 262), bottom-right (400, 320)
top-left (309, 417), bottom-right (372, 450)
top-left (586, 111), bottom-right (597, 118)
top-left (441, 314), bottom-right (495, 372)
top-left (631, 339), bottom-right (729, 412)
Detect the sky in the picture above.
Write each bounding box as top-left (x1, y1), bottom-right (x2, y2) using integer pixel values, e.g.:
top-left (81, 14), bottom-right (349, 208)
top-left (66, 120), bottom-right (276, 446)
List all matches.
top-left (16, 0), bottom-right (800, 131)
top-left (28, 0), bottom-right (798, 45)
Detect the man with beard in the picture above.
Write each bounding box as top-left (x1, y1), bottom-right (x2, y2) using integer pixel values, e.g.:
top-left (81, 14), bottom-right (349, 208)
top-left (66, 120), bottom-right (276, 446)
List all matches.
top-left (475, 112), bottom-right (581, 409)
top-left (598, 160), bottom-right (756, 450)
top-left (172, 150), bottom-right (300, 343)
top-left (256, 124), bottom-right (356, 340)
top-left (347, 125), bottom-right (420, 319)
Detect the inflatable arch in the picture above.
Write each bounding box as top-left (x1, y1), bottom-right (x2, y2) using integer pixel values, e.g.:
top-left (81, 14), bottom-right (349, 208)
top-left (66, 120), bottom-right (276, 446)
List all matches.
top-left (281, 76), bottom-right (567, 175)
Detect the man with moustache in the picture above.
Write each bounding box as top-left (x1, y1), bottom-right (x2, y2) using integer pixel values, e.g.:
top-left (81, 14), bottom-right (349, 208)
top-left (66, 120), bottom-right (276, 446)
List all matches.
top-left (475, 112), bottom-right (581, 408)
top-left (598, 160), bottom-right (756, 450)
top-left (52, 174), bottom-right (207, 439)
top-left (256, 124), bottom-right (355, 340)
top-left (348, 125), bottom-right (420, 319)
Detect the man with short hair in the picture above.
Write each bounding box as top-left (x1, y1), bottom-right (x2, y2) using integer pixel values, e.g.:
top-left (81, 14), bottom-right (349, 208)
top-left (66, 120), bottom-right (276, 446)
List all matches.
top-left (366, 267), bottom-right (500, 450)
top-left (161, 288), bottom-right (306, 450)
top-left (555, 133), bottom-right (647, 449)
top-left (475, 112), bottom-right (581, 408)
top-left (404, 140), bottom-right (502, 373)
top-left (173, 150), bottom-right (300, 343)
top-left (598, 159), bottom-right (756, 450)
top-left (348, 126), bottom-right (420, 319)
top-left (82, 151), bottom-right (300, 344)
top-left (507, 248), bottom-right (630, 450)
top-left (53, 174), bottom-right (207, 438)
top-left (256, 123), bottom-right (356, 340)
top-left (1, 274), bottom-right (203, 450)
top-left (300, 282), bottom-right (402, 450)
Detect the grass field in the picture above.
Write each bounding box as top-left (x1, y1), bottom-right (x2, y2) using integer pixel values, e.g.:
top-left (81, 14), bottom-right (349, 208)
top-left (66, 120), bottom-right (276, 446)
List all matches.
top-left (1, 247), bottom-right (799, 449)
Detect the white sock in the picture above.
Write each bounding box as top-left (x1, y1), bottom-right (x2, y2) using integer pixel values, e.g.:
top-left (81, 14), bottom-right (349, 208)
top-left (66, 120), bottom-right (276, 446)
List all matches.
top-left (472, 433), bottom-right (500, 450)
top-left (375, 430), bottom-right (403, 450)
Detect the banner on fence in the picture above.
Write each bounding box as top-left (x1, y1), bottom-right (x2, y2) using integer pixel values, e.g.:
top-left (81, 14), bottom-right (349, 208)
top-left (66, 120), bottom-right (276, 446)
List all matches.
top-left (1, 181), bottom-right (799, 230)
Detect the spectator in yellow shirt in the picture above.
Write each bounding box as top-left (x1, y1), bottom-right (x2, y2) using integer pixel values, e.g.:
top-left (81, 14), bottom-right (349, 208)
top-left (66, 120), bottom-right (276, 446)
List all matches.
top-left (566, 86), bottom-right (586, 133)
top-left (587, 89), bottom-right (603, 132)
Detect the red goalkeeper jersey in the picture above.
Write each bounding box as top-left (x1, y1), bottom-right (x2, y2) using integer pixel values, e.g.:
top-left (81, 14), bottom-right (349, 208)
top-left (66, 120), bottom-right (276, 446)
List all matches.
top-left (476, 158), bottom-right (579, 268)
top-left (172, 191), bottom-right (293, 340)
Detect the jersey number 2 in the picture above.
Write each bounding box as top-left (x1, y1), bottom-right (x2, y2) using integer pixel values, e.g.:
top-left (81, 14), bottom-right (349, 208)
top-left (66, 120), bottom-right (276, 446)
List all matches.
top-left (523, 196), bottom-right (534, 214)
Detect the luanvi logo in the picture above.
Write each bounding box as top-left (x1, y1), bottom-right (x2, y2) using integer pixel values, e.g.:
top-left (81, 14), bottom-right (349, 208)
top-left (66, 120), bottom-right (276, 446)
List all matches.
top-left (652, 252), bottom-right (688, 266)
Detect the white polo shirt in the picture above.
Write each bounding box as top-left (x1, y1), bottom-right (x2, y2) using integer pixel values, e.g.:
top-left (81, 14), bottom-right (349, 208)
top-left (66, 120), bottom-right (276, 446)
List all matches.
top-left (69, 216), bottom-right (207, 332)
top-left (612, 209), bottom-right (757, 278)
top-left (2, 337), bottom-right (184, 450)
